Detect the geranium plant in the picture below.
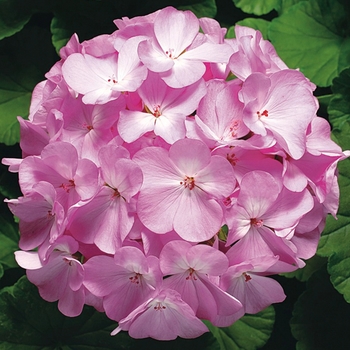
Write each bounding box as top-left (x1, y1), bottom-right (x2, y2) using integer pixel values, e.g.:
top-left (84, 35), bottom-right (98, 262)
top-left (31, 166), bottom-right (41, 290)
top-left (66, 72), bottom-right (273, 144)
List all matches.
top-left (0, 1), bottom-right (350, 349)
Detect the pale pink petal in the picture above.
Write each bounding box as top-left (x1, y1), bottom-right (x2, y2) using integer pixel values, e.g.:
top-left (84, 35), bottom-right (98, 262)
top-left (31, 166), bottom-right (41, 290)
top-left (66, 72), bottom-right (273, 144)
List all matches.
top-left (173, 188), bottom-right (223, 242)
top-left (118, 110), bottom-right (156, 142)
top-left (58, 286), bottom-right (85, 317)
top-left (185, 244), bottom-right (229, 275)
top-left (138, 39), bottom-right (175, 72)
top-left (238, 171), bottom-right (280, 218)
top-left (182, 42), bottom-right (233, 63)
top-left (263, 187), bottom-right (314, 231)
top-left (283, 159), bottom-right (308, 192)
top-left (169, 138), bottom-right (210, 175)
top-left (160, 59), bottom-right (206, 88)
top-left (74, 158), bottom-right (99, 200)
top-left (117, 36), bottom-right (148, 91)
top-left (159, 240), bottom-right (193, 274)
top-left (224, 269), bottom-right (285, 314)
top-left (15, 251), bottom-right (43, 270)
top-left (83, 255), bottom-right (118, 297)
top-left (196, 155), bottom-right (236, 198)
top-left (154, 113), bottom-right (186, 143)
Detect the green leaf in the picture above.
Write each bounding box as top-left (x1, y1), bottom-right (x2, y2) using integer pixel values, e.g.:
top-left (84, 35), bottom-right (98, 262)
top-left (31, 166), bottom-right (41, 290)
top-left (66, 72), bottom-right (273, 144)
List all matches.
top-left (281, 254), bottom-right (327, 282)
top-left (0, 165), bottom-right (21, 200)
top-left (317, 154), bottom-right (350, 302)
top-left (269, 0), bottom-right (350, 87)
top-left (328, 248), bottom-right (350, 303)
top-left (50, 15), bottom-right (73, 55)
top-left (0, 24), bottom-right (58, 145)
top-left (235, 18), bottom-right (270, 39)
top-left (275, 0), bottom-right (304, 15)
top-left (178, 0), bottom-right (217, 18)
top-left (0, 0), bottom-right (33, 39)
top-left (0, 210), bottom-right (19, 270)
top-left (232, 0), bottom-right (279, 15)
top-left (0, 276), bottom-right (130, 349)
top-left (332, 122), bottom-right (350, 151)
top-left (0, 53), bottom-right (30, 145)
top-left (204, 306), bottom-right (275, 349)
top-left (125, 331), bottom-right (220, 350)
top-left (317, 94), bottom-right (333, 110)
top-left (0, 276), bottom-right (221, 349)
top-left (226, 26), bottom-right (236, 39)
top-left (318, 158), bottom-right (350, 258)
top-left (290, 267), bottom-right (350, 349)
top-left (49, 1), bottom-right (122, 53)
top-left (328, 68), bottom-right (350, 131)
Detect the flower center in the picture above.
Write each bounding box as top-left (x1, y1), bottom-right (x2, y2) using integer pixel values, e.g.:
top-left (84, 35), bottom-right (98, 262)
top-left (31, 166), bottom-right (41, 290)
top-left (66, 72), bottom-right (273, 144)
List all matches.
top-left (186, 267), bottom-right (197, 280)
top-left (180, 176), bottom-right (195, 190)
top-left (225, 120), bottom-right (240, 139)
top-left (112, 188), bottom-right (121, 198)
top-left (153, 104), bottom-right (161, 117)
top-left (165, 48), bottom-right (175, 58)
top-left (227, 152), bottom-right (238, 166)
top-left (243, 272), bottom-right (252, 282)
top-left (154, 302), bottom-right (166, 311)
top-left (129, 273), bottom-right (141, 284)
top-left (145, 104), bottom-right (162, 118)
top-left (251, 218), bottom-right (264, 227)
top-left (257, 109), bottom-right (269, 118)
top-left (59, 179), bottom-right (75, 193)
top-left (107, 74), bottom-right (117, 84)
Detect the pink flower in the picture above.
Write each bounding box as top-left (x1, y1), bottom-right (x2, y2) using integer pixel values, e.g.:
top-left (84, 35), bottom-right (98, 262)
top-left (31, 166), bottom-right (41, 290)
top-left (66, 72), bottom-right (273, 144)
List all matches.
top-left (67, 145), bottom-right (143, 254)
top-left (160, 240), bottom-right (243, 326)
top-left (195, 79), bottom-right (249, 145)
top-left (59, 95), bottom-right (125, 163)
top-left (83, 246), bottom-right (162, 321)
top-left (228, 25), bottom-right (288, 81)
top-left (62, 37), bottom-right (148, 104)
top-left (118, 72), bottom-right (206, 144)
top-left (111, 288), bottom-right (208, 340)
top-left (221, 255), bottom-right (286, 314)
top-left (134, 138), bottom-right (236, 242)
top-left (138, 6), bottom-right (233, 87)
top-left (19, 142), bottom-right (99, 211)
top-left (226, 170), bottom-right (314, 244)
top-left (239, 70), bottom-right (318, 159)
top-left (6, 181), bottom-right (65, 251)
top-left (226, 171), bottom-right (314, 272)
top-left (15, 236), bottom-right (85, 317)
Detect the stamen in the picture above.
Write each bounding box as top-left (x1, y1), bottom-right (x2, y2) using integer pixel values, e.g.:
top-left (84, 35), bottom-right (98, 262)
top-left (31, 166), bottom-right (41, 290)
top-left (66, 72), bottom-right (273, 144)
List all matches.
top-left (227, 152), bottom-right (238, 166)
top-left (257, 110), bottom-right (269, 118)
top-left (185, 268), bottom-right (197, 280)
top-left (165, 48), bottom-right (174, 58)
top-left (251, 218), bottom-right (264, 227)
top-left (153, 105), bottom-right (161, 117)
top-left (154, 302), bottom-right (166, 310)
top-left (59, 180), bottom-right (75, 193)
top-left (129, 273), bottom-right (141, 284)
top-left (107, 75), bottom-right (118, 84)
top-left (181, 176), bottom-right (195, 190)
top-left (243, 272), bottom-right (252, 282)
top-left (229, 120), bottom-right (240, 138)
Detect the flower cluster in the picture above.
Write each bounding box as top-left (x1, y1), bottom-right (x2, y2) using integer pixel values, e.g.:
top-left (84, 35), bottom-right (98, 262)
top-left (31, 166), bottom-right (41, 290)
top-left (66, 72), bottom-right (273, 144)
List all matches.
top-left (3, 6), bottom-right (348, 341)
